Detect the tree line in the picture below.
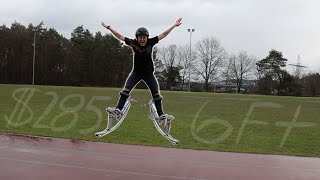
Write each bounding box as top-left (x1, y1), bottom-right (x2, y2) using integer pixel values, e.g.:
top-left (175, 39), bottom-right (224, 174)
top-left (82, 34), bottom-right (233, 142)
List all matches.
top-left (1, 22), bottom-right (319, 96)
top-left (0, 22), bottom-right (132, 87)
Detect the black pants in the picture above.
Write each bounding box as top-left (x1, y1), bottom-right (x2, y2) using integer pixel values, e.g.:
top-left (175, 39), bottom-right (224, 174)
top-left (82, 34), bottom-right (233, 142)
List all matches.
top-left (124, 71), bottom-right (160, 94)
top-left (116, 71), bottom-right (164, 116)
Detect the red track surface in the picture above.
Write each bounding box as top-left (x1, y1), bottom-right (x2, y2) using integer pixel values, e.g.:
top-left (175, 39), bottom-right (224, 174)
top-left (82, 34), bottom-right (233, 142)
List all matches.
top-left (0, 133), bottom-right (319, 180)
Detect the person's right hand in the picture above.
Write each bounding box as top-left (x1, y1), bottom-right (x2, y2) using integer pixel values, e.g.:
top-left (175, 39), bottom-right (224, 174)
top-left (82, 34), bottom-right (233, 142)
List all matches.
top-left (101, 21), bottom-right (109, 28)
top-left (174, 18), bottom-right (182, 27)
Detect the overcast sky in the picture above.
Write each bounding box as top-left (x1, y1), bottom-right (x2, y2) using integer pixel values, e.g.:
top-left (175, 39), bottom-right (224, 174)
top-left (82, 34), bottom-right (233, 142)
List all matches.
top-left (1, 0), bottom-right (320, 72)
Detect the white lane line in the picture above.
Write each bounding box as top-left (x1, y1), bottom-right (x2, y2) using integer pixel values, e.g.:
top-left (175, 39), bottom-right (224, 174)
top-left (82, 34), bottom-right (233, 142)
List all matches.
top-left (306, 101), bottom-right (320, 103)
top-left (0, 141), bottom-right (146, 159)
top-left (224, 98), bottom-right (260, 101)
top-left (224, 98), bottom-right (238, 100)
top-left (239, 99), bottom-right (260, 101)
top-left (182, 96), bottom-right (210, 99)
top-left (0, 145), bottom-right (7, 149)
top-left (0, 157), bottom-right (207, 180)
top-left (1, 142), bottom-right (320, 173)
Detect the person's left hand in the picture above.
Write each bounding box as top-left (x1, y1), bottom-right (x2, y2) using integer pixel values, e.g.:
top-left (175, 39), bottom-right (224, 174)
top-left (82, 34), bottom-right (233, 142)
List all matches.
top-left (174, 18), bottom-right (182, 27)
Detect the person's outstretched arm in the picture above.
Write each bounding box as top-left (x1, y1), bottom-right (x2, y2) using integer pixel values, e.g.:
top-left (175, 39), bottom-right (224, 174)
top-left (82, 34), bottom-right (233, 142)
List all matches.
top-left (101, 21), bottom-right (125, 41)
top-left (157, 18), bottom-right (182, 41)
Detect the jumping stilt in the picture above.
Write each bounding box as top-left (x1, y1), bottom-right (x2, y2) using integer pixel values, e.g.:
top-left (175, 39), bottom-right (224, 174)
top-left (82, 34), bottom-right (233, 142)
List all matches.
top-left (148, 100), bottom-right (179, 145)
top-left (95, 98), bottom-right (131, 138)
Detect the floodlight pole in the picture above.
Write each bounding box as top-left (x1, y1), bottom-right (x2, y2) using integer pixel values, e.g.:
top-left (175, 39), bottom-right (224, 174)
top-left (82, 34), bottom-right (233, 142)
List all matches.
top-left (32, 21), bottom-right (43, 85)
top-left (187, 28), bottom-right (195, 92)
top-left (32, 32), bottom-right (36, 85)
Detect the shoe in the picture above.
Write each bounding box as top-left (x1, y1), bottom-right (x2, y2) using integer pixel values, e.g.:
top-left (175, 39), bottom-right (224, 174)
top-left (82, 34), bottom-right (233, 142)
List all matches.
top-left (107, 107), bottom-right (123, 121)
top-left (158, 114), bottom-right (174, 125)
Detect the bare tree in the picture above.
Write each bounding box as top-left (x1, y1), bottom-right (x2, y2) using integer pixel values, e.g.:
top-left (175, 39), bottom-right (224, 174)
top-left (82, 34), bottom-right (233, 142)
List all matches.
top-left (302, 72), bottom-right (320, 96)
top-left (158, 44), bottom-right (181, 89)
top-left (158, 45), bottom-right (178, 68)
top-left (221, 57), bottom-right (233, 92)
top-left (176, 45), bottom-right (197, 90)
top-left (229, 51), bottom-right (257, 93)
top-left (195, 37), bottom-right (227, 92)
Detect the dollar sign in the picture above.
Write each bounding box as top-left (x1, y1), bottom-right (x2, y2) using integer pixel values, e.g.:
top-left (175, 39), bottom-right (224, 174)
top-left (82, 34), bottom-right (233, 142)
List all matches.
top-left (5, 88), bottom-right (38, 127)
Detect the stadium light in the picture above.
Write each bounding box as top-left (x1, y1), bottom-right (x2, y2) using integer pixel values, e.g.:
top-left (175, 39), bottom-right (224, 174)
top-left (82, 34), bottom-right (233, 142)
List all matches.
top-left (187, 28), bottom-right (195, 92)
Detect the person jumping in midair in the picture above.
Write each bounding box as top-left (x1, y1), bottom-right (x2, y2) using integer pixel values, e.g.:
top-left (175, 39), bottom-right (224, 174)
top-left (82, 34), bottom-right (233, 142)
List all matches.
top-left (101, 18), bottom-right (182, 124)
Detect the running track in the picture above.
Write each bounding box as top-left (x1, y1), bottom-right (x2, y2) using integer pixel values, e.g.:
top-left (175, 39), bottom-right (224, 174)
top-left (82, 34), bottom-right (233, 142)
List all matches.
top-left (0, 133), bottom-right (319, 180)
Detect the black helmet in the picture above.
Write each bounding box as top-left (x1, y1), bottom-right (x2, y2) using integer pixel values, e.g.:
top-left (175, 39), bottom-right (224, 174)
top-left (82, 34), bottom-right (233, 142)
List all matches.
top-left (135, 27), bottom-right (149, 37)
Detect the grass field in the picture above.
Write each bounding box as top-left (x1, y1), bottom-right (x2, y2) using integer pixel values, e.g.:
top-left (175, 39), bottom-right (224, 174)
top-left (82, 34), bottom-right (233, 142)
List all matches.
top-left (1, 84), bottom-right (320, 157)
